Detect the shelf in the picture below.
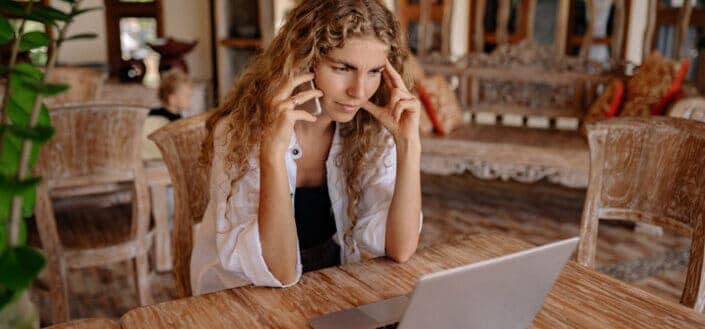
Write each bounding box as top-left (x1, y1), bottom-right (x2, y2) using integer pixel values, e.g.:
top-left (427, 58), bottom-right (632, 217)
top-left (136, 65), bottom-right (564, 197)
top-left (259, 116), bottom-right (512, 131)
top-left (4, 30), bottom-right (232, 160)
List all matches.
top-left (219, 37), bottom-right (261, 49)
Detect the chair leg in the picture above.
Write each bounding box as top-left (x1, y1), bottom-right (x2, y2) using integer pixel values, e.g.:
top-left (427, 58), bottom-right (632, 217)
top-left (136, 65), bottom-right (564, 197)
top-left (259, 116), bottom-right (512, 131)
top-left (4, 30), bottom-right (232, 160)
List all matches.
top-left (134, 253), bottom-right (152, 306)
top-left (48, 262), bottom-right (70, 324)
top-left (150, 184), bottom-right (172, 272)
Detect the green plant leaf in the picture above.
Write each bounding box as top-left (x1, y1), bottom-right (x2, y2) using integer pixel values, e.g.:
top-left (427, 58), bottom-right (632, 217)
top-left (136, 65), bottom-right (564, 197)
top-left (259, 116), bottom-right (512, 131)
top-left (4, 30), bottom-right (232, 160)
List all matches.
top-left (0, 175), bottom-right (39, 222)
top-left (70, 6), bottom-right (102, 17)
top-left (38, 103), bottom-right (51, 126)
top-left (0, 124), bottom-right (55, 143)
top-left (0, 286), bottom-right (20, 313)
top-left (7, 98), bottom-right (30, 127)
top-left (11, 63), bottom-right (43, 83)
top-left (0, 224), bottom-right (6, 255)
top-left (26, 5), bottom-right (71, 25)
top-left (62, 32), bottom-right (97, 42)
top-left (26, 81), bottom-right (69, 96)
top-left (20, 185), bottom-right (35, 219)
top-left (0, 1), bottom-right (27, 17)
top-left (19, 31), bottom-right (48, 51)
top-left (0, 130), bottom-right (22, 177)
top-left (0, 175), bottom-right (40, 197)
top-left (0, 15), bottom-right (14, 45)
top-left (17, 216), bottom-right (26, 246)
top-left (0, 246), bottom-right (46, 291)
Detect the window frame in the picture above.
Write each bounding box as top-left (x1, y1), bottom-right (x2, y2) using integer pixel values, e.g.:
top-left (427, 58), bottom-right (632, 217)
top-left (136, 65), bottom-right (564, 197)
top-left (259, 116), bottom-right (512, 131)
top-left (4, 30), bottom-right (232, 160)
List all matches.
top-left (103, 0), bottom-right (164, 78)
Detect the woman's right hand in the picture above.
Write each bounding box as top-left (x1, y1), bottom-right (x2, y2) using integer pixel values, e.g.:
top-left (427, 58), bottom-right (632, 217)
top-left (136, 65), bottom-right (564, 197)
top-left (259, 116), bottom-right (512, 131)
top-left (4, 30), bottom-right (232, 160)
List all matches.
top-left (261, 73), bottom-right (322, 155)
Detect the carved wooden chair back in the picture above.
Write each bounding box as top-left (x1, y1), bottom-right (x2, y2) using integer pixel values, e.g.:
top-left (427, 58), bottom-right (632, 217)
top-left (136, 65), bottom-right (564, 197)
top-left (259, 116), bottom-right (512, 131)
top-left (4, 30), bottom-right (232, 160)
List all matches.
top-left (148, 112), bottom-right (209, 297)
top-left (45, 67), bottom-right (107, 107)
top-left (577, 116), bottom-right (705, 312)
top-left (470, 0), bottom-right (626, 61)
top-left (33, 103), bottom-right (152, 324)
top-left (396, 0), bottom-right (453, 58)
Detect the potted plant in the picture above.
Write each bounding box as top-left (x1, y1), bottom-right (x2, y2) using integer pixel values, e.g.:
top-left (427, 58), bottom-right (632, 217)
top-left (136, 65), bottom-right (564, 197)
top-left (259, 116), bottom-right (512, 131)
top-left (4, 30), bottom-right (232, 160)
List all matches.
top-left (0, 1), bottom-right (97, 327)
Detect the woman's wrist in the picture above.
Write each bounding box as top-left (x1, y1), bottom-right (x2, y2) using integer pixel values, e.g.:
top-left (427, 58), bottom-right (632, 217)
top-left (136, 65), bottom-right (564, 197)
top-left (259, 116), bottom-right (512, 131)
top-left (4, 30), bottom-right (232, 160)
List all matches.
top-left (394, 135), bottom-right (421, 155)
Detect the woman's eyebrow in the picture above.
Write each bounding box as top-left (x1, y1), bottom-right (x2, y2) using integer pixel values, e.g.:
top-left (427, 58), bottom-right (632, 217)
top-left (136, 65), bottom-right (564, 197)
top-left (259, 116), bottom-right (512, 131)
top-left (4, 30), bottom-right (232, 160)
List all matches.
top-left (327, 56), bottom-right (385, 71)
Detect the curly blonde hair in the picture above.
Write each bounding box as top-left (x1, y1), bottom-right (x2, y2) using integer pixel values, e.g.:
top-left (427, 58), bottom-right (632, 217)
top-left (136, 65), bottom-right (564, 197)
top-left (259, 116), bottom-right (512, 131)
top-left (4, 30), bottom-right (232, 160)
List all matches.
top-left (201, 0), bottom-right (410, 251)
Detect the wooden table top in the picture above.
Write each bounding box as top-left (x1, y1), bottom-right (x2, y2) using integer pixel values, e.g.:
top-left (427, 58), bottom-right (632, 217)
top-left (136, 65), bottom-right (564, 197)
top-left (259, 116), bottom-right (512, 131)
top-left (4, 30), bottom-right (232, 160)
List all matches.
top-left (119, 233), bottom-right (705, 328)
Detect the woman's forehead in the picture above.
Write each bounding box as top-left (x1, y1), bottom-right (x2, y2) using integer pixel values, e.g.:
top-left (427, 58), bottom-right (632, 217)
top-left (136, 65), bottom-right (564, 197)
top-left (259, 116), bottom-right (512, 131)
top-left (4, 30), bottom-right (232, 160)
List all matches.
top-left (325, 36), bottom-right (388, 69)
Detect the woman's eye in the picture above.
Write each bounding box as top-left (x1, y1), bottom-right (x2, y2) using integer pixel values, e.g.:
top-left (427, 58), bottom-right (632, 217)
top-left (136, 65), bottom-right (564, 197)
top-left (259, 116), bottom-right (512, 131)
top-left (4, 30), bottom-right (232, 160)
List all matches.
top-left (369, 70), bottom-right (381, 76)
top-left (334, 66), bottom-right (349, 72)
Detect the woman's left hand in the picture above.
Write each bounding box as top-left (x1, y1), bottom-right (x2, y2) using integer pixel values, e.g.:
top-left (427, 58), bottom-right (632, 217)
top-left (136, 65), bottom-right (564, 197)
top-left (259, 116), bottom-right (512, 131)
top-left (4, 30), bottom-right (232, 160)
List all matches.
top-left (363, 59), bottom-right (421, 143)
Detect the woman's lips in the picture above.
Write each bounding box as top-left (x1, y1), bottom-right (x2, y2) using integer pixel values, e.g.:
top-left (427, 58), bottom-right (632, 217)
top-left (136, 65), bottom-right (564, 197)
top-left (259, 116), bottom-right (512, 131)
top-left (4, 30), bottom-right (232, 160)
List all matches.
top-left (336, 102), bottom-right (358, 113)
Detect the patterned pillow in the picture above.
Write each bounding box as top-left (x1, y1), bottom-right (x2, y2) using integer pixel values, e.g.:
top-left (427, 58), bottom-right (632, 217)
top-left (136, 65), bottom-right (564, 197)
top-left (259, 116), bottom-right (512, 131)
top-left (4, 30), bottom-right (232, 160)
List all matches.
top-left (416, 75), bottom-right (464, 135)
top-left (405, 54), bottom-right (426, 83)
top-left (621, 52), bottom-right (686, 117)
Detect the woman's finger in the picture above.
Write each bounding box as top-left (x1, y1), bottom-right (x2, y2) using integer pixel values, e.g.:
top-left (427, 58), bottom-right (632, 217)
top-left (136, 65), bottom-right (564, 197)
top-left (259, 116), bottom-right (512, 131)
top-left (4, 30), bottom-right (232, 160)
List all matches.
top-left (363, 100), bottom-right (387, 119)
top-left (290, 88), bottom-right (324, 106)
top-left (393, 99), bottom-right (418, 122)
top-left (382, 68), bottom-right (394, 90)
top-left (384, 59), bottom-right (408, 92)
top-left (272, 73), bottom-right (315, 104)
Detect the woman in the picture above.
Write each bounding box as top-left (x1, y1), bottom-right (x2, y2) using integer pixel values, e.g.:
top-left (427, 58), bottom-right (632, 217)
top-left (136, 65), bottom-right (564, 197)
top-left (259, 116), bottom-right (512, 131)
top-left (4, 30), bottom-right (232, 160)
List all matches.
top-left (192, 0), bottom-right (422, 295)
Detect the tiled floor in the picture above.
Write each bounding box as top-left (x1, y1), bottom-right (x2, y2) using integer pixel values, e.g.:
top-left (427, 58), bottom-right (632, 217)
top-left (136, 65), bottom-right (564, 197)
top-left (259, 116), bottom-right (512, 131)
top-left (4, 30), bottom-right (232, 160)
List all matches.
top-left (29, 173), bottom-right (691, 325)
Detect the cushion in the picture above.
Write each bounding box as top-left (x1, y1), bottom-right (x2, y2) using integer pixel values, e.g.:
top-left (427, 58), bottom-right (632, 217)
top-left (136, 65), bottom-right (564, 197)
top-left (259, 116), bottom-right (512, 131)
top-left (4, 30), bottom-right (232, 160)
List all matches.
top-left (405, 54), bottom-right (426, 83)
top-left (580, 79), bottom-right (624, 136)
top-left (416, 75), bottom-right (464, 135)
top-left (417, 97), bottom-right (435, 136)
top-left (652, 58), bottom-right (690, 115)
top-left (621, 52), bottom-right (685, 117)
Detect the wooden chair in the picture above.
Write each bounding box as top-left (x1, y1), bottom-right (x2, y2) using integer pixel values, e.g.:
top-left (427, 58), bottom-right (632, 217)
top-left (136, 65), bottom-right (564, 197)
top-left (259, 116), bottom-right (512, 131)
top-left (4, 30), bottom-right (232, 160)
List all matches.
top-left (33, 104), bottom-right (152, 324)
top-left (44, 67), bottom-right (107, 107)
top-left (44, 318), bottom-right (120, 329)
top-left (577, 116), bottom-right (705, 312)
top-left (148, 112), bottom-right (209, 297)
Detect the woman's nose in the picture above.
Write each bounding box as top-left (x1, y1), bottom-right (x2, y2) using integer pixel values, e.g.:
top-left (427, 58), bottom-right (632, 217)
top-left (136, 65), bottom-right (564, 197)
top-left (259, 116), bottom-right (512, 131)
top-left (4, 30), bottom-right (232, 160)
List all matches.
top-left (346, 75), bottom-right (366, 100)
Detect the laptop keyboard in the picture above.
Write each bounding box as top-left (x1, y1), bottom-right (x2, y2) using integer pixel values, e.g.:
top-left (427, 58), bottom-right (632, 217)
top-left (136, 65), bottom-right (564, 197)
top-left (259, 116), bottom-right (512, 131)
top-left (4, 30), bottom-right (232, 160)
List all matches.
top-left (375, 323), bottom-right (399, 329)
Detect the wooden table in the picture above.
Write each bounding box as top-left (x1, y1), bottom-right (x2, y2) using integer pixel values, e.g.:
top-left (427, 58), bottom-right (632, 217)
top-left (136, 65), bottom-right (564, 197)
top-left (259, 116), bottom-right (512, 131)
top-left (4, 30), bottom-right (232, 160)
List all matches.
top-left (119, 233), bottom-right (705, 328)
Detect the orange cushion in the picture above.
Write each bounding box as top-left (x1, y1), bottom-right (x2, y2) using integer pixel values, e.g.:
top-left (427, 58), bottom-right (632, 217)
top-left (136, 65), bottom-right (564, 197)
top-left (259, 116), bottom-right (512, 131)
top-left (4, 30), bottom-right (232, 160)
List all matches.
top-left (606, 79), bottom-right (625, 118)
top-left (416, 81), bottom-right (444, 135)
top-left (581, 79), bottom-right (624, 136)
top-left (415, 75), bottom-right (464, 136)
top-left (652, 58), bottom-right (690, 115)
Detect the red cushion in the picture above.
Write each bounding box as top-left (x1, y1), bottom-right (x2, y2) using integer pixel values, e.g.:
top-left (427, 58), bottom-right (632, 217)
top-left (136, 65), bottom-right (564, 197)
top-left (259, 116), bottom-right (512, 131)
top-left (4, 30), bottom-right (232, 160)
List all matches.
top-left (606, 79), bottom-right (625, 118)
top-left (415, 81), bottom-right (445, 135)
top-left (652, 58), bottom-right (690, 115)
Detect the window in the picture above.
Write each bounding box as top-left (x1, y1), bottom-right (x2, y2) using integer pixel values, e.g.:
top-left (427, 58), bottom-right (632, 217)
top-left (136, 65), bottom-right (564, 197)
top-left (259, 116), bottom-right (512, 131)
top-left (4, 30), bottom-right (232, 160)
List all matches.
top-left (104, 0), bottom-right (163, 78)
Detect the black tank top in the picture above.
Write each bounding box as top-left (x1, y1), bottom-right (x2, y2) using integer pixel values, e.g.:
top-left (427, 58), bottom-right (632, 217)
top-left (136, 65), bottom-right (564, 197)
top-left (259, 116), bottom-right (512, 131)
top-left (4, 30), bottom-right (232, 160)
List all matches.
top-left (294, 185), bottom-right (337, 250)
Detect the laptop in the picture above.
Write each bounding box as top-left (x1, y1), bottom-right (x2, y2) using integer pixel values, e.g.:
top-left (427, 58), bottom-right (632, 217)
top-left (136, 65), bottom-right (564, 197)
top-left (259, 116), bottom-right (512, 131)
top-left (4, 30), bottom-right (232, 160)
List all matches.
top-left (309, 237), bottom-right (579, 329)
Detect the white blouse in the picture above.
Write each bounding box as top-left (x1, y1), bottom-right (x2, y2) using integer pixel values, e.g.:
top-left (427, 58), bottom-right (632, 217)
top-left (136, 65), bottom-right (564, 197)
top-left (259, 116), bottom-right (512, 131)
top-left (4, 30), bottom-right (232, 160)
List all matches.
top-left (190, 121), bottom-right (422, 295)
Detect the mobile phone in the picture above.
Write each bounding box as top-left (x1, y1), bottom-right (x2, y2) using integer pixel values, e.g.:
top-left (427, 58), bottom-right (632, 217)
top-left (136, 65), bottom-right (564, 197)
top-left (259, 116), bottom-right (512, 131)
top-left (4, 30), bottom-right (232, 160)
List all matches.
top-left (309, 80), bottom-right (322, 116)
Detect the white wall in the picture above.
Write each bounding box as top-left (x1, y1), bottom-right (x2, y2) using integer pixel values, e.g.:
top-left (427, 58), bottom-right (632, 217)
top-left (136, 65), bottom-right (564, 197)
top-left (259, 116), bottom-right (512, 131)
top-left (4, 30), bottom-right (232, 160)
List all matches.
top-left (162, 0), bottom-right (213, 80)
top-left (53, 0), bottom-right (213, 81)
top-left (53, 0), bottom-right (107, 65)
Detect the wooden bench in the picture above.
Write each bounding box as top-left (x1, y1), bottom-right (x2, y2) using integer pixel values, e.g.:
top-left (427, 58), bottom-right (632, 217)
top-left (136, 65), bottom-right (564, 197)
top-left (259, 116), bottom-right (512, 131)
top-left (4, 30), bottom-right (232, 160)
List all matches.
top-left (414, 0), bottom-right (697, 189)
